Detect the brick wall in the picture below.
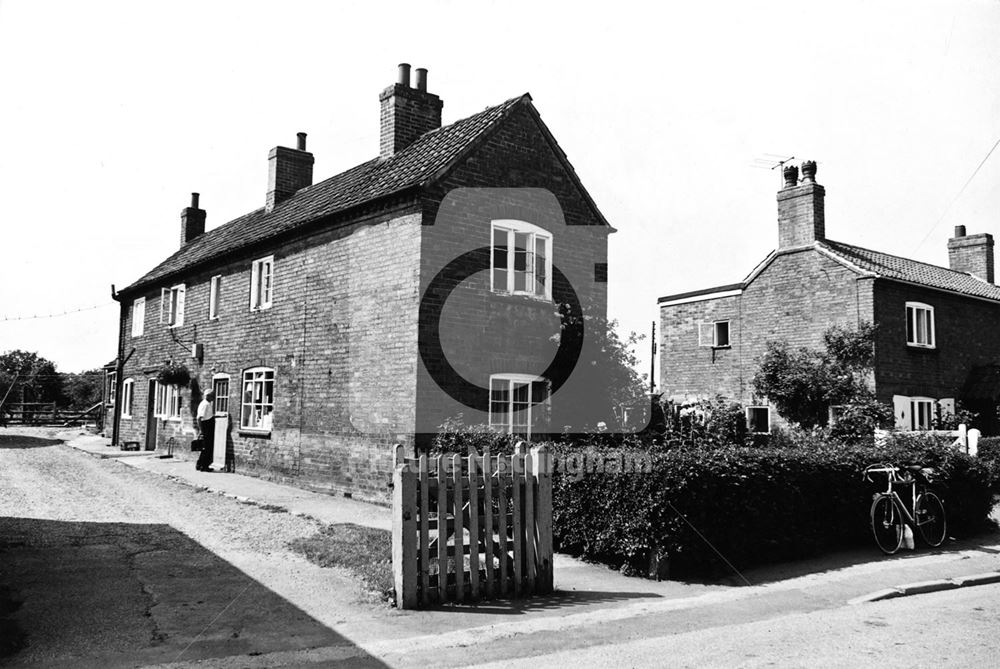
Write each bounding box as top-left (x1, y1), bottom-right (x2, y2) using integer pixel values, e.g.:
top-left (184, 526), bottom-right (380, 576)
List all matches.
top-left (117, 207), bottom-right (422, 502)
top-left (872, 280), bottom-right (1000, 402)
top-left (415, 103), bottom-right (610, 439)
top-left (660, 248), bottom-right (874, 412)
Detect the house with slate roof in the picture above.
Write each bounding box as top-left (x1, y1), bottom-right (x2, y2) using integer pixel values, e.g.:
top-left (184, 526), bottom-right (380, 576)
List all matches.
top-left (110, 64), bottom-right (611, 500)
top-left (659, 160), bottom-right (1000, 434)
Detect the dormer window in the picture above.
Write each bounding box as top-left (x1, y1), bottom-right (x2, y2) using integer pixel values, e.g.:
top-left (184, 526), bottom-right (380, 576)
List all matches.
top-left (491, 220), bottom-right (552, 299)
top-left (905, 302), bottom-right (935, 348)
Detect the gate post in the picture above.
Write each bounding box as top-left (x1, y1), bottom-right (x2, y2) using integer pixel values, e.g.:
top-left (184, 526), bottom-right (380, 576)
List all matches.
top-left (531, 444), bottom-right (554, 594)
top-left (392, 463), bottom-right (418, 608)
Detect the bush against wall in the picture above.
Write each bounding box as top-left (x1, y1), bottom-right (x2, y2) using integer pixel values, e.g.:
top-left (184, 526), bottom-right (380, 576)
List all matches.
top-left (551, 437), bottom-right (998, 578)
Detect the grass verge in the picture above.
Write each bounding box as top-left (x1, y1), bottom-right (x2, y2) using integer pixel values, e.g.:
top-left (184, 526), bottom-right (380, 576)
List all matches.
top-left (289, 523), bottom-right (394, 604)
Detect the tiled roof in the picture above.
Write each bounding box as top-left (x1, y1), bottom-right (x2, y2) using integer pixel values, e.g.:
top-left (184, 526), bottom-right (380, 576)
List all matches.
top-left (124, 95), bottom-right (531, 293)
top-left (820, 239), bottom-right (1000, 302)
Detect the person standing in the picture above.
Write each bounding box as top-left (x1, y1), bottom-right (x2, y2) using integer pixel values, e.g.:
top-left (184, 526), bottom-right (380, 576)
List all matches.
top-left (196, 390), bottom-right (215, 471)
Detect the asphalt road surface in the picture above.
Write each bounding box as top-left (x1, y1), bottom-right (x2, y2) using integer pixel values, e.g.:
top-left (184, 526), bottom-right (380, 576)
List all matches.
top-left (0, 432), bottom-right (387, 668)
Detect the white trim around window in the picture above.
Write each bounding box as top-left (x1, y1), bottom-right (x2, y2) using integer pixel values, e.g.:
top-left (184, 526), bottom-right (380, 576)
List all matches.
top-left (250, 256), bottom-right (274, 311)
top-left (153, 381), bottom-right (182, 420)
top-left (490, 220), bottom-right (552, 300)
top-left (746, 406), bottom-right (771, 434)
top-left (698, 320), bottom-right (730, 348)
top-left (241, 367), bottom-right (275, 432)
top-left (209, 275), bottom-right (221, 320)
top-left (131, 298), bottom-right (145, 337)
top-left (121, 378), bottom-right (134, 418)
top-left (488, 373), bottom-right (550, 439)
top-left (160, 284), bottom-right (186, 327)
top-left (905, 302), bottom-right (935, 348)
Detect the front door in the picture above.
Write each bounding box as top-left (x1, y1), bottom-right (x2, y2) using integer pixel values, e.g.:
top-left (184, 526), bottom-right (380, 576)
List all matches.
top-left (145, 379), bottom-right (157, 451)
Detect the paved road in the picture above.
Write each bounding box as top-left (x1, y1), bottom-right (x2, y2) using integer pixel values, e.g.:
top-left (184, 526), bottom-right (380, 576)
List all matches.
top-left (468, 582), bottom-right (1000, 668)
top-left (0, 432), bottom-right (387, 667)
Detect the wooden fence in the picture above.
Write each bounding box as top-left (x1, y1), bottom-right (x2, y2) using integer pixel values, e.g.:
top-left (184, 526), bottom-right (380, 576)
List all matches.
top-left (391, 442), bottom-right (553, 609)
top-left (0, 402), bottom-right (102, 426)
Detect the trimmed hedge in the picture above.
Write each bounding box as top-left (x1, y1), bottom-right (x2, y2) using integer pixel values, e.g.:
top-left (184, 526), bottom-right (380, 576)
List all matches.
top-left (551, 439), bottom-right (998, 577)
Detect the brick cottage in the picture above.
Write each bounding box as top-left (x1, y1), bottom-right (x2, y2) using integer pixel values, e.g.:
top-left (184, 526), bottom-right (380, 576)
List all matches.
top-left (110, 65), bottom-right (611, 500)
top-left (659, 161), bottom-right (1000, 434)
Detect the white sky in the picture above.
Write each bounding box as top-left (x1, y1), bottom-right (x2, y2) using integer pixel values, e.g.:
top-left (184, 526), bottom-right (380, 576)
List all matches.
top-left (1, 0), bottom-right (999, 375)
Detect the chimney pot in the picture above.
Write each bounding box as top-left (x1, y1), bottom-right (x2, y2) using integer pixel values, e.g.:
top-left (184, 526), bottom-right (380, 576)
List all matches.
top-left (954, 225), bottom-right (966, 238)
top-left (190, 192), bottom-right (199, 208)
top-left (296, 132), bottom-right (307, 151)
top-left (801, 160), bottom-right (817, 184)
top-left (782, 164), bottom-right (799, 188)
top-left (415, 67), bottom-right (428, 92)
top-left (397, 63), bottom-right (411, 87)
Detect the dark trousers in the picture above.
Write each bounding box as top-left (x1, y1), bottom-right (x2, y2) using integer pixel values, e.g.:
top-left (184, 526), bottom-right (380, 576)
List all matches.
top-left (197, 418), bottom-right (214, 470)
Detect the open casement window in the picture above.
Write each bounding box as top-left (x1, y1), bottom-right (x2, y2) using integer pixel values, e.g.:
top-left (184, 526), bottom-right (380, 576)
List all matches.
top-left (131, 298), bottom-right (145, 337)
top-left (153, 382), bottom-right (182, 420)
top-left (159, 284), bottom-right (186, 327)
top-left (121, 379), bottom-right (134, 418)
top-left (892, 395), bottom-right (939, 430)
top-left (491, 220), bottom-right (552, 299)
top-left (698, 320), bottom-right (730, 348)
top-left (241, 367), bottom-right (274, 432)
top-left (209, 275), bottom-right (221, 320)
top-left (250, 256), bottom-right (274, 311)
top-left (212, 374), bottom-right (230, 415)
top-left (905, 302), bottom-right (935, 348)
top-left (488, 374), bottom-right (550, 439)
top-left (746, 406), bottom-right (770, 434)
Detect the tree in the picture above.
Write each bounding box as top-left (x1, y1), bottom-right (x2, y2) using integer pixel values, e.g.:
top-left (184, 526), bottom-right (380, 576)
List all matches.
top-left (0, 350), bottom-right (63, 405)
top-left (752, 323), bottom-right (891, 433)
top-left (61, 369), bottom-right (104, 410)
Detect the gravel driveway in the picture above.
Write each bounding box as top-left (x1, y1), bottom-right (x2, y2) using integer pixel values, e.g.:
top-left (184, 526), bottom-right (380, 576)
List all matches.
top-left (0, 429), bottom-right (389, 667)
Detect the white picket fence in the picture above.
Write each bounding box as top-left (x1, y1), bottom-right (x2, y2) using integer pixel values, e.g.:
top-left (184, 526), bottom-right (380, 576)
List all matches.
top-left (391, 442), bottom-right (553, 609)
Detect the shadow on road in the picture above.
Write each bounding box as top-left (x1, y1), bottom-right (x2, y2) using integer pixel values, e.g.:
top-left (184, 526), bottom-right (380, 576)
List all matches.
top-left (0, 435), bottom-right (63, 449)
top-left (0, 516), bottom-right (387, 668)
top-left (418, 589), bottom-right (662, 615)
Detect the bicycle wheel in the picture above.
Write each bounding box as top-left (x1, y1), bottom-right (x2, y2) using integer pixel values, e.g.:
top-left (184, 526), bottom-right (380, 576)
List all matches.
top-left (870, 495), bottom-right (903, 554)
top-left (915, 491), bottom-right (947, 547)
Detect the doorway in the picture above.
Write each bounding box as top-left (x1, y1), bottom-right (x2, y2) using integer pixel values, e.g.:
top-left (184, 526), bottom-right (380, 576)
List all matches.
top-left (145, 379), bottom-right (157, 451)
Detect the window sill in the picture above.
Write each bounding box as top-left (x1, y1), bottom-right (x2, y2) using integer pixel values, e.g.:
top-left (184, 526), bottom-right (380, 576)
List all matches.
top-left (713, 345), bottom-right (731, 350)
top-left (238, 429), bottom-right (271, 439)
top-left (489, 290), bottom-right (553, 306)
top-left (906, 343), bottom-right (937, 351)
top-left (250, 305), bottom-right (273, 313)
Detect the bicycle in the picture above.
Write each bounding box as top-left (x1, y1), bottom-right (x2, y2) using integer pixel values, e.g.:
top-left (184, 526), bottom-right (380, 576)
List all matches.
top-left (863, 464), bottom-right (947, 554)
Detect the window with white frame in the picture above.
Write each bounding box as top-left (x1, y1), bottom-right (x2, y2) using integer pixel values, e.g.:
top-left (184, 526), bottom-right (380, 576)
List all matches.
top-left (160, 284), bottom-right (186, 327)
top-left (488, 374), bottom-right (550, 439)
top-left (209, 275), bottom-right (221, 319)
top-left (106, 371), bottom-right (117, 406)
top-left (121, 379), bottom-right (134, 418)
top-left (241, 367), bottom-right (274, 431)
top-left (905, 302), bottom-right (935, 348)
top-left (698, 320), bottom-right (730, 348)
top-left (212, 374), bottom-right (230, 415)
top-left (746, 406), bottom-right (770, 434)
top-left (250, 256), bottom-right (274, 310)
top-left (131, 298), bottom-right (145, 337)
top-left (891, 395), bottom-right (953, 431)
top-left (491, 220), bottom-right (552, 299)
top-left (153, 382), bottom-right (182, 420)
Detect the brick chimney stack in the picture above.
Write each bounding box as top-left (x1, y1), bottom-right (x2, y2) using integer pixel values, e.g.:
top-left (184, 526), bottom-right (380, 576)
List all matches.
top-left (180, 192), bottom-right (206, 247)
top-left (777, 160), bottom-right (825, 249)
top-left (948, 224), bottom-right (994, 283)
top-left (379, 63), bottom-right (443, 160)
top-left (266, 132), bottom-right (314, 212)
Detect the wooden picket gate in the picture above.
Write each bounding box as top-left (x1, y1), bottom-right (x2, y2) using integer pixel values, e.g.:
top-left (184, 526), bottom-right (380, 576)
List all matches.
top-left (391, 442), bottom-right (553, 608)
